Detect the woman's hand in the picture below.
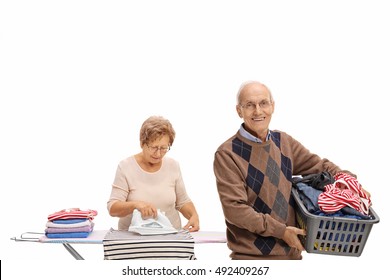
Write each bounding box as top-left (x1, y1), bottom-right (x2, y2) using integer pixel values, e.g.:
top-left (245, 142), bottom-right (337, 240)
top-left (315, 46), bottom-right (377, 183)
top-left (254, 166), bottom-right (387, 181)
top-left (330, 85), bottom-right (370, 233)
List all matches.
top-left (135, 201), bottom-right (157, 219)
top-left (179, 202), bottom-right (200, 232)
top-left (183, 214), bottom-right (200, 232)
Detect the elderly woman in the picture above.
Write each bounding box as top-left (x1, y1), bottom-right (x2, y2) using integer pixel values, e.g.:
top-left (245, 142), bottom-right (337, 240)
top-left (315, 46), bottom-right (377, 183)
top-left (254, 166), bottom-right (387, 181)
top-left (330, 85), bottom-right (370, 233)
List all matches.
top-left (107, 116), bottom-right (199, 232)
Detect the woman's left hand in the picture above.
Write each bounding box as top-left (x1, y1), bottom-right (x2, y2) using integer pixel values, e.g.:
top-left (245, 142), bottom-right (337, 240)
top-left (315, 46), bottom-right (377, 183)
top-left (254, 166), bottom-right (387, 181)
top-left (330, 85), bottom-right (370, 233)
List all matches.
top-left (183, 214), bottom-right (200, 232)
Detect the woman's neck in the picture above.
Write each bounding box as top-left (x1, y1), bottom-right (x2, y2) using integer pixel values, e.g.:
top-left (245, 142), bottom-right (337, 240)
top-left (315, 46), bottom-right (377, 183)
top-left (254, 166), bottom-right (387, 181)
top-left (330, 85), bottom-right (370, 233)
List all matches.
top-left (134, 153), bottom-right (162, 173)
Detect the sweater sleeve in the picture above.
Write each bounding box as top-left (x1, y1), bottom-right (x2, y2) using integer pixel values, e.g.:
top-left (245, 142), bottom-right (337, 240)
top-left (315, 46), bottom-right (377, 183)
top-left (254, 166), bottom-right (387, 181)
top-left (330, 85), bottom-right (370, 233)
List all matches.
top-left (213, 150), bottom-right (286, 239)
top-left (286, 133), bottom-right (355, 177)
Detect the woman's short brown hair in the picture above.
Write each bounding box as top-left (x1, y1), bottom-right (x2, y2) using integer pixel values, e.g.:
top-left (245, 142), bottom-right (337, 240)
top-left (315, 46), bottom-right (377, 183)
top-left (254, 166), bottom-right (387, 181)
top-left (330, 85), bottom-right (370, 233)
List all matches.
top-left (139, 116), bottom-right (176, 146)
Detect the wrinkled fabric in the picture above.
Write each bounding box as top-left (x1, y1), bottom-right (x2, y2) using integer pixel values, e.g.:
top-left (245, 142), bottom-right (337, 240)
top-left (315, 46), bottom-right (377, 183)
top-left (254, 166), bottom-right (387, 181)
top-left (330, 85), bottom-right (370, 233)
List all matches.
top-left (318, 172), bottom-right (371, 215)
top-left (294, 182), bottom-right (322, 212)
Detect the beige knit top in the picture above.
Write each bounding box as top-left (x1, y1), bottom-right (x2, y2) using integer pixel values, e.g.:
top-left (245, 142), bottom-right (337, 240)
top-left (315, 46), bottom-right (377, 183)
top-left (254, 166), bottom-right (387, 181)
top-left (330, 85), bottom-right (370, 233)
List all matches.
top-left (107, 156), bottom-right (191, 230)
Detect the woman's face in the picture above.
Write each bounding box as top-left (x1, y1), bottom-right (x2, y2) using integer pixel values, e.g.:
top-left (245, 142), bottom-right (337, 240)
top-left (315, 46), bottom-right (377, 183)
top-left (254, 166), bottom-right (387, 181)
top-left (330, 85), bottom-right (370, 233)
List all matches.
top-left (142, 134), bottom-right (170, 164)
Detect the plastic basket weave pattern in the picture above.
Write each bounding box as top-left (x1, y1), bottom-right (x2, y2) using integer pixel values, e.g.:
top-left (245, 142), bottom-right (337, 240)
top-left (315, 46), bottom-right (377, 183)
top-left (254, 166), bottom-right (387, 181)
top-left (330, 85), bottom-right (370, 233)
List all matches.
top-left (292, 188), bottom-right (379, 257)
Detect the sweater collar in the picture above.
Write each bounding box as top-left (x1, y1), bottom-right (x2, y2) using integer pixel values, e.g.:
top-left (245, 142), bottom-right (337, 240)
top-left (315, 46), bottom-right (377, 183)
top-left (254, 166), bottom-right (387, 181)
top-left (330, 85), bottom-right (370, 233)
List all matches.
top-left (239, 123), bottom-right (271, 143)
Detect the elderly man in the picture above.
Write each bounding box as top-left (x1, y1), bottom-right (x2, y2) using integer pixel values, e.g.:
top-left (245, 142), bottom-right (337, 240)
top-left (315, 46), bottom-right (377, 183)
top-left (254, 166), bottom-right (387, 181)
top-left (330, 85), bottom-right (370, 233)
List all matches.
top-left (213, 81), bottom-right (353, 260)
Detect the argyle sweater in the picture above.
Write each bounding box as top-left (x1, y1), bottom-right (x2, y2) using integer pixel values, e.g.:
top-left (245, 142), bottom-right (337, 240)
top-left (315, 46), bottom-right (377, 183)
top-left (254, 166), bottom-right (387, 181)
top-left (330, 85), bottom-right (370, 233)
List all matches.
top-left (213, 130), bottom-right (349, 260)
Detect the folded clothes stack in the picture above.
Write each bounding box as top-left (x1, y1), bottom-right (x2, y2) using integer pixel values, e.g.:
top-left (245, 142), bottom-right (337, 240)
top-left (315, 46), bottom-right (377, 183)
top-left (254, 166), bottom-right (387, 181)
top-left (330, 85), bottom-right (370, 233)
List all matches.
top-left (45, 208), bottom-right (98, 238)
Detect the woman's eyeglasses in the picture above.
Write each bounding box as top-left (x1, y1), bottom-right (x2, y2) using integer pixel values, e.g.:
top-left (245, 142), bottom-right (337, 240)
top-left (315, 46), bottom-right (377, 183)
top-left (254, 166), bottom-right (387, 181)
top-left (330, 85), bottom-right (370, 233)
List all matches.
top-left (147, 145), bottom-right (170, 154)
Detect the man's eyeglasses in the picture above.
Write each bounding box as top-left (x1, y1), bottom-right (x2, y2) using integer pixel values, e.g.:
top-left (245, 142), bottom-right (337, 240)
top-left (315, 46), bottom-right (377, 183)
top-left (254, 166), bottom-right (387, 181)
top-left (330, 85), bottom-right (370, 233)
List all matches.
top-left (240, 100), bottom-right (273, 111)
top-left (147, 145), bottom-right (170, 154)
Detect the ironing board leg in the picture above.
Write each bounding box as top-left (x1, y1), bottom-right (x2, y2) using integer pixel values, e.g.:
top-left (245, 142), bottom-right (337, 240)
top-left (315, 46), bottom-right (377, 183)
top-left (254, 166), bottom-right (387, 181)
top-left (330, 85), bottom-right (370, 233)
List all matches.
top-left (63, 243), bottom-right (84, 260)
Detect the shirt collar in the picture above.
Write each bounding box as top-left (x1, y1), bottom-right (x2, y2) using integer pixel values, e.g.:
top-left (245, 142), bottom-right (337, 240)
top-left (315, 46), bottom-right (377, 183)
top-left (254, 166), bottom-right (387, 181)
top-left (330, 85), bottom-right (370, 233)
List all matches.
top-left (239, 123), bottom-right (271, 143)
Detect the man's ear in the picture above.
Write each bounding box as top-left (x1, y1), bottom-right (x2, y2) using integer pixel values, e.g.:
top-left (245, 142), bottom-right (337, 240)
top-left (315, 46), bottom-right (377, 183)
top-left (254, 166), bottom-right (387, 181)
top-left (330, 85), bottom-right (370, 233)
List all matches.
top-left (236, 105), bottom-right (243, 118)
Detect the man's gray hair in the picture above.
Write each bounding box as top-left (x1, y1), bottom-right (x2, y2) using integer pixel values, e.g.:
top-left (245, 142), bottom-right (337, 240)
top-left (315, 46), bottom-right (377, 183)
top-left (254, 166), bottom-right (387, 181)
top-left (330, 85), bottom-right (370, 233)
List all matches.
top-left (236, 81), bottom-right (274, 105)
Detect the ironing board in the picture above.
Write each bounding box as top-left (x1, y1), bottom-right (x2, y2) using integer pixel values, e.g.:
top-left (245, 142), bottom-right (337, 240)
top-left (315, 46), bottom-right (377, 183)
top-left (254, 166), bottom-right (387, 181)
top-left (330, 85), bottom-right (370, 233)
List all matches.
top-left (11, 229), bottom-right (227, 260)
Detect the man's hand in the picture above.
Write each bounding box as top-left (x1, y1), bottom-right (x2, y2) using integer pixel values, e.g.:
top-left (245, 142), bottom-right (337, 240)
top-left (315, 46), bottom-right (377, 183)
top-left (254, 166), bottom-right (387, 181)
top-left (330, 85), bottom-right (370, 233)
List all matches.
top-left (282, 226), bottom-right (306, 251)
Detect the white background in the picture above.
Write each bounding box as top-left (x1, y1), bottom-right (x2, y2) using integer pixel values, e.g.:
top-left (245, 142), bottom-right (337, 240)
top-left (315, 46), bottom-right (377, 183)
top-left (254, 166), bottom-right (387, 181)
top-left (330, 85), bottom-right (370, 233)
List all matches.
top-left (1, 0), bottom-right (389, 279)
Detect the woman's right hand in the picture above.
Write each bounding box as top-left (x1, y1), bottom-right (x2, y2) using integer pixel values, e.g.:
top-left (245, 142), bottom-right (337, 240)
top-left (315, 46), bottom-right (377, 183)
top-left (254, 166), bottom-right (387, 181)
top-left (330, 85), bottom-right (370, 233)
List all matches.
top-left (135, 201), bottom-right (158, 219)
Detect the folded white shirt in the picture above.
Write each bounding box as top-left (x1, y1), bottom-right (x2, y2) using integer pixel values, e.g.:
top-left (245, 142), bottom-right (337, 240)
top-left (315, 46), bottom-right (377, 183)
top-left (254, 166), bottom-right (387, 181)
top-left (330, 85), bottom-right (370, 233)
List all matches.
top-left (128, 209), bottom-right (178, 235)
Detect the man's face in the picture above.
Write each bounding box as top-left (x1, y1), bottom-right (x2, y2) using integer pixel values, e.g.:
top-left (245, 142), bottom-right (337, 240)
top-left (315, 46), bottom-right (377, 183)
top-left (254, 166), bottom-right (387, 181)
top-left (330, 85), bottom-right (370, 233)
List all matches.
top-left (236, 83), bottom-right (275, 141)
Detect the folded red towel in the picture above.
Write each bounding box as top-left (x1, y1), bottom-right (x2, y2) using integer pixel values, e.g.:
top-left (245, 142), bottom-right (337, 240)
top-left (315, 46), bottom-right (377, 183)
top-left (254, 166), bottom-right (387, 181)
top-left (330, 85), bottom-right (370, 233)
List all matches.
top-left (47, 208), bottom-right (98, 221)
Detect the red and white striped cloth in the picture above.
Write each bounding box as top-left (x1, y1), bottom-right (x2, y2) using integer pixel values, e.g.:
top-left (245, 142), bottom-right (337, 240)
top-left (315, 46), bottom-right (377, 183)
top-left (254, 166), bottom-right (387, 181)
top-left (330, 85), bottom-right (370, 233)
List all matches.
top-left (317, 172), bottom-right (371, 215)
top-left (47, 208), bottom-right (98, 221)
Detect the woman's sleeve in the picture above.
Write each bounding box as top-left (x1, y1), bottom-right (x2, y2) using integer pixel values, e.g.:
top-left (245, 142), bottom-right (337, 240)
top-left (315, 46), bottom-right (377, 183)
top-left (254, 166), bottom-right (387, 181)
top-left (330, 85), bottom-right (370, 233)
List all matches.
top-left (107, 164), bottom-right (130, 211)
top-left (174, 161), bottom-right (192, 210)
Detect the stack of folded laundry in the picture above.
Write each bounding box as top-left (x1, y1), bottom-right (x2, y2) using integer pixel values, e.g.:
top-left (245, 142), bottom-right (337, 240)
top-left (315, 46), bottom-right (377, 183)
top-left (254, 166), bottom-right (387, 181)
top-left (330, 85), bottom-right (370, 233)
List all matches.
top-left (45, 208), bottom-right (98, 238)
